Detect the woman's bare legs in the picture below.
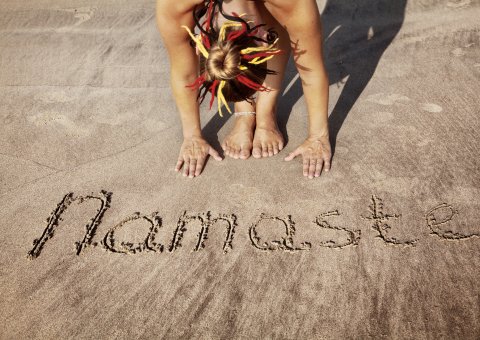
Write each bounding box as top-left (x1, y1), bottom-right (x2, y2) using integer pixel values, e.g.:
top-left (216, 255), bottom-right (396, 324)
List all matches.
top-left (221, 100), bottom-right (256, 159)
top-left (252, 2), bottom-right (291, 158)
top-left (262, 0), bottom-right (331, 178)
top-left (220, 0), bottom-right (270, 160)
top-left (219, 0), bottom-right (290, 160)
top-left (221, 10), bottom-right (291, 160)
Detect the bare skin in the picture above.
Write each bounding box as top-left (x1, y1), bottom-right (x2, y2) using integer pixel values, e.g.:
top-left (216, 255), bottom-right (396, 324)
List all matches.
top-left (156, 0), bottom-right (331, 178)
top-left (251, 1), bottom-right (290, 158)
top-left (217, 0), bottom-right (286, 160)
top-left (221, 100), bottom-right (256, 159)
top-left (260, 0), bottom-right (331, 178)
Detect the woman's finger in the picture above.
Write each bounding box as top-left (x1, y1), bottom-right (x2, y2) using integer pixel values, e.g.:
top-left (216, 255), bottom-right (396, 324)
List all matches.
top-left (315, 159), bottom-right (324, 177)
top-left (209, 147), bottom-right (223, 161)
top-left (175, 157), bottom-right (184, 172)
top-left (183, 157), bottom-right (190, 177)
top-left (303, 158), bottom-right (310, 177)
top-left (308, 158), bottom-right (316, 179)
top-left (188, 159), bottom-right (197, 178)
top-left (195, 156), bottom-right (206, 177)
top-left (285, 148), bottom-right (301, 161)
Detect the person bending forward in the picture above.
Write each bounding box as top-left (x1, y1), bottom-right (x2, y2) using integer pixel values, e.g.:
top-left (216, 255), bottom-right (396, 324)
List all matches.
top-left (156, 0), bottom-right (331, 179)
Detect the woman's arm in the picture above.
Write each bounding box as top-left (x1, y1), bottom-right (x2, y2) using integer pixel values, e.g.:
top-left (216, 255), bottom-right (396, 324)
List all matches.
top-left (264, 0), bottom-right (331, 178)
top-left (156, 0), bottom-right (222, 177)
top-left (156, 1), bottom-right (202, 138)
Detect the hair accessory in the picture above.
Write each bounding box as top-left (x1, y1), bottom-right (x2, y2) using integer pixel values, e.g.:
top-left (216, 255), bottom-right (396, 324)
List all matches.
top-left (181, 25), bottom-right (209, 59)
top-left (217, 80), bottom-right (232, 114)
top-left (183, 0), bottom-right (283, 117)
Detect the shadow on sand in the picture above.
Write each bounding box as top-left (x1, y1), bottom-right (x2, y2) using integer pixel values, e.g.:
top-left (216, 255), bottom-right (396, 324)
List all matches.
top-left (202, 0), bottom-right (407, 157)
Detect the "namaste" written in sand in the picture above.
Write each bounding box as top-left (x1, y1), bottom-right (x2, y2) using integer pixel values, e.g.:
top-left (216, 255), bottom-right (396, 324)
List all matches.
top-left (27, 191), bottom-right (480, 259)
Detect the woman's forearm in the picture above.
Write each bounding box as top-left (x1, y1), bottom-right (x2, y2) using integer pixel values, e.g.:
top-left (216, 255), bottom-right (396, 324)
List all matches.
top-left (292, 17), bottom-right (329, 138)
top-left (302, 71), bottom-right (329, 138)
top-left (156, 2), bottom-right (203, 139)
top-left (155, 0), bottom-right (223, 178)
top-left (265, 0), bottom-right (330, 138)
top-left (170, 73), bottom-right (202, 138)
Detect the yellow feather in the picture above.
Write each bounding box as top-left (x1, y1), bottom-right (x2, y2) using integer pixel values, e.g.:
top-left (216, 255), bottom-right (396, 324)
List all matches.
top-left (181, 25), bottom-right (209, 59)
top-left (217, 80), bottom-right (232, 115)
top-left (219, 22), bottom-right (243, 41)
top-left (248, 55), bottom-right (275, 65)
top-left (240, 38), bottom-right (280, 55)
top-left (217, 81), bottom-right (225, 117)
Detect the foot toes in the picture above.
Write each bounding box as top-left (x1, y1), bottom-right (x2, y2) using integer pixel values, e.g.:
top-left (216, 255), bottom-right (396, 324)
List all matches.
top-left (273, 144), bottom-right (279, 155)
top-left (234, 148), bottom-right (240, 159)
top-left (240, 146), bottom-right (251, 159)
top-left (240, 150), bottom-right (250, 159)
top-left (267, 145), bottom-right (274, 157)
top-left (252, 144), bottom-right (262, 158)
top-left (228, 146), bottom-right (234, 157)
top-left (261, 144), bottom-right (269, 157)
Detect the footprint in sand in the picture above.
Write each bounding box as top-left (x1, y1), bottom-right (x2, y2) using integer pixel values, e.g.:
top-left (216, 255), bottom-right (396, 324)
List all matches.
top-left (451, 47), bottom-right (466, 57)
top-left (62, 7), bottom-right (97, 26)
top-left (142, 118), bottom-right (167, 132)
top-left (365, 93), bottom-right (411, 106)
top-left (417, 138), bottom-right (434, 147)
top-left (420, 103), bottom-right (443, 113)
top-left (446, 0), bottom-right (471, 9)
top-left (374, 111), bottom-right (395, 122)
top-left (366, 93), bottom-right (443, 114)
top-left (28, 111), bottom-right (90, 137)
top-left (34, 90), bottom-right (74, 104)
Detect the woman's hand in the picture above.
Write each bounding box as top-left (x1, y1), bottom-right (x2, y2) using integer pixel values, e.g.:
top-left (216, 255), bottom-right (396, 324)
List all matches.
top-left (175, 136), bottom-right (223, 178)
top-left (284, 134), bottom-right (332, 178)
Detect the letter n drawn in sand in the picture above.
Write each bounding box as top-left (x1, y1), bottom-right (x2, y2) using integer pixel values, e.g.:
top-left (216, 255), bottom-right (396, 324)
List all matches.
top-left (28, 191), bottom-right (112, 259)
top-left (249, 213), bottom-right (311, 252)
top-left (314, 210), bottom-right (361, 248)
top-left (169, 211), bottom-right (238, 253)
top-left (426, 203), bottom-right (480, 240)
top-left (102, 212), bottom-right (164, 254)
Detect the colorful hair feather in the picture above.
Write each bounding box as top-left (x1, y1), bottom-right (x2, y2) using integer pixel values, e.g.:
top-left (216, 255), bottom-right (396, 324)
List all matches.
top-left (184, 0), bottom-right (283, 116)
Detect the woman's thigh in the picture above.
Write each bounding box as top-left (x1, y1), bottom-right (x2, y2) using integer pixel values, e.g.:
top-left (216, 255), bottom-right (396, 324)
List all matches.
top-left (261, 0), bottom-right (326, 78)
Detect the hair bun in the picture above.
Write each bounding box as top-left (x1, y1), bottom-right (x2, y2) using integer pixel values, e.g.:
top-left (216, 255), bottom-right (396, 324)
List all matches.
top-left (205, 42), bottom-right (241, 81)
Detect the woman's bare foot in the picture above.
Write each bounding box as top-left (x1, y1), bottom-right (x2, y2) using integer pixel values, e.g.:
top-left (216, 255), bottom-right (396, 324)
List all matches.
top-left (252, 120), bottom-right (284, 158)
top-left (221, 114), bottom-right (256, 159)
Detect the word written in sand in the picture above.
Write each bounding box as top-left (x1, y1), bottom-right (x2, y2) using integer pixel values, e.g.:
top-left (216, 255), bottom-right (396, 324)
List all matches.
top-left (27, 191), bottom-right (480, 259)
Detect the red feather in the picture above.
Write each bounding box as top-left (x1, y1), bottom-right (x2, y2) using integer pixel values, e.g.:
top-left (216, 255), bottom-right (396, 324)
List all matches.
top-left (237, 75), bottom-right (270, 92)
top-left (209, 80), bottom-right (219, 109)
top-left (186, 74), bottom-right (206, 90)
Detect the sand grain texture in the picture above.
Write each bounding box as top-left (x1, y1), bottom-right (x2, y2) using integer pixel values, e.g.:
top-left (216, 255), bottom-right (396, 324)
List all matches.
top-left (1, 0), bottom-right (479, 339)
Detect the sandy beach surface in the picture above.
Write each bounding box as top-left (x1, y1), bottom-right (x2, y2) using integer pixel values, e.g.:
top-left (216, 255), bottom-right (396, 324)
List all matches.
top-left (1, 0), bottom-right (479, 338)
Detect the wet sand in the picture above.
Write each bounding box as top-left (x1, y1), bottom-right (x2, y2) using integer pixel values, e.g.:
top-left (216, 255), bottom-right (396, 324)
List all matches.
top-left (1, 0), bottom-right (479, 338)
